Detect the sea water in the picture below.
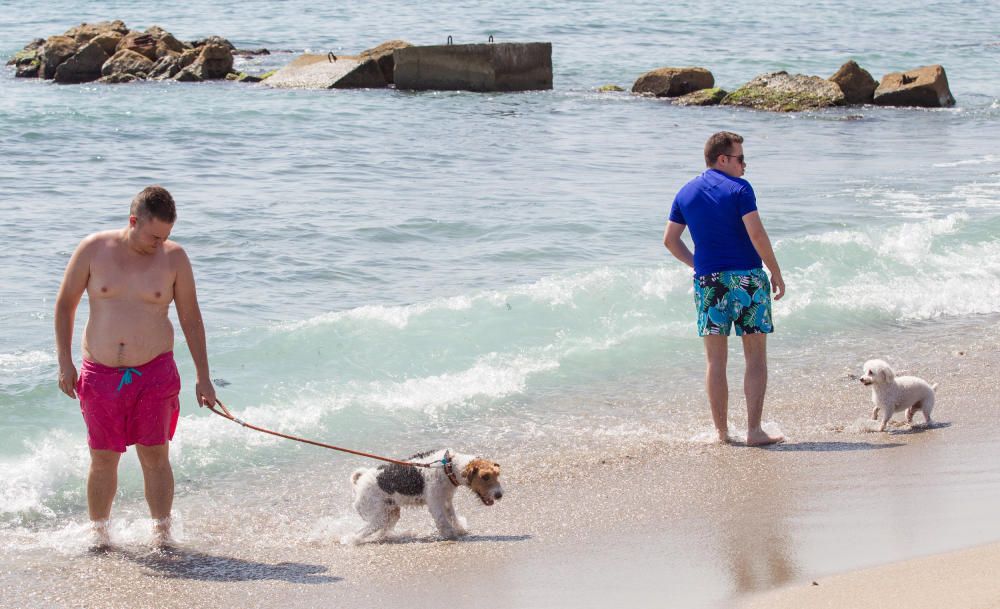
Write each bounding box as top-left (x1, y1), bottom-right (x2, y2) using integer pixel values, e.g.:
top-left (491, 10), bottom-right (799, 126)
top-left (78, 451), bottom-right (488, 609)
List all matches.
top-left (1, 0), bottom-right (999, 548)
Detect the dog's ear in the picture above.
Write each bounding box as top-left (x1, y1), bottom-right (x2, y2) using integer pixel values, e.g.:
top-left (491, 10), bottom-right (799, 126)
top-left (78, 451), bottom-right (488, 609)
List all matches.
top-left (464, 463), bottom-right (479, 480)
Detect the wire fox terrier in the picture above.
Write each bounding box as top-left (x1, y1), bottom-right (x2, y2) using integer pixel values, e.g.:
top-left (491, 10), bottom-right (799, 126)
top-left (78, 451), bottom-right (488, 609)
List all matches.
top-left (347, 449), bottom-right (503, 543)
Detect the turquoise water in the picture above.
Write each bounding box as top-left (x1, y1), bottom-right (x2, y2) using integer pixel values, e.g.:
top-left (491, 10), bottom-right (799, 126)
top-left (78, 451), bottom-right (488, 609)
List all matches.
top-left (1, 0), bottom-right (999, 536)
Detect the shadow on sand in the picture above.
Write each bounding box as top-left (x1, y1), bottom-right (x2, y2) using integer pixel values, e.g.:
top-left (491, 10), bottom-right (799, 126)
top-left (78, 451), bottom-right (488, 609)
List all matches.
top-left (769, 441), bottom-right (905, 452)
top-left (888, 421), bottom-right (953, 435)
top-left (116, 547), bottom-right (341, 583)
top-left (379, 533), bottom-right (533, 545)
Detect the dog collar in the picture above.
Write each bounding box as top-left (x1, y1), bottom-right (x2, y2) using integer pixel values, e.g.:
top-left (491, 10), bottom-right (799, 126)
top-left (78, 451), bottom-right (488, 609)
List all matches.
top-left (443, 450), bottom-right (460, 487)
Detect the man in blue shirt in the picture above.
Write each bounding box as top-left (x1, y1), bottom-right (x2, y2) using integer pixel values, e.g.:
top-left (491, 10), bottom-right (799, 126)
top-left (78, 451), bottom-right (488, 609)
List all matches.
top-left (663, 131), bottom-right (785, 446)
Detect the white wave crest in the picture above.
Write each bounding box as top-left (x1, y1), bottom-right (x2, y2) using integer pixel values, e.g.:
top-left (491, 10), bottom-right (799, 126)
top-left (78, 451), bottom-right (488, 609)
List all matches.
top-left (359, 353), bottom-right (559, 412)
top-left (932, 154), bottom-right (999, 168)
top-left (785, 231), bottom-right (1000, 320)
top-left (279, 295), bottom-right (476, 331)
top-left (875, 212), bottom-right (967, 265)
top-left (795, 213), bottom-right (967, 266)
top-left (0, 350), bottom-right (54, 372)
top-left (0, 430), bottom-right (89, 518)
top-left (275, 265), bottom-right (689, 334)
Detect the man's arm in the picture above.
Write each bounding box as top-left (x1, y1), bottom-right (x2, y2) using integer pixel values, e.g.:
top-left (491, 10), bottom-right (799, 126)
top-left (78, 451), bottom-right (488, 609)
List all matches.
top-left (172, 247), bottom-right (216, 407)
top-left (742, 211), bottom-right (785, 300)
top-left (663, 221), bottom-right (694, 269)
top-left (54, 238), bottom-right (93, 398)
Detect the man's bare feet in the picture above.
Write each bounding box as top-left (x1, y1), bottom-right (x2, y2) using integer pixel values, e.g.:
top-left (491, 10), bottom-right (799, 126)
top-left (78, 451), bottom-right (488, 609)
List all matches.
top-left (152, 517), bottom-right (174, 547)
top-left (746, 427), bottom-right (784, 446)
top-left (89, 519), bottom-right (111, 551)
top-left (717, 431), bottom-right (735, 444)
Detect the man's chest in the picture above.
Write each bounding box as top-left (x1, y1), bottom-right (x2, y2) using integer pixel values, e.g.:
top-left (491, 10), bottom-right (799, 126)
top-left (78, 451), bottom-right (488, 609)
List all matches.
top-left (88, 253), bottom-right (175, 304)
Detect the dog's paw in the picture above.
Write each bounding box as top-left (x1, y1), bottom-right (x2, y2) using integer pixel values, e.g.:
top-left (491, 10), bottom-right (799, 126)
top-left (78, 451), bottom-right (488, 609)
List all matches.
top-left (438, 528), bottom-right (465, 540)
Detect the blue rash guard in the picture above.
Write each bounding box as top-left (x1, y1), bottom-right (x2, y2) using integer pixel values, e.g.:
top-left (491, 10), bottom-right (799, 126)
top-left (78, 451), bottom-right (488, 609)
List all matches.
top-left (668, 169), bottom-right (763, 277)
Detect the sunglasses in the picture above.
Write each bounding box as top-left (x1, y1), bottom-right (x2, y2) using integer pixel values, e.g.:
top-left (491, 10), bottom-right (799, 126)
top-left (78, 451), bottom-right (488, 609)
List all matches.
top-left (722, 153), bottom-right (746, 164)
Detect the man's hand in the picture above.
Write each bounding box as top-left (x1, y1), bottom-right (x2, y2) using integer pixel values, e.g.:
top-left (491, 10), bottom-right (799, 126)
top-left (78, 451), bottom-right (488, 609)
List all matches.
top-left (196, 378), bottom-right (217, 408)
top-left (771, 271), bottom-right (785, 301)
top-left (58, 361), bottom-right (78, 398)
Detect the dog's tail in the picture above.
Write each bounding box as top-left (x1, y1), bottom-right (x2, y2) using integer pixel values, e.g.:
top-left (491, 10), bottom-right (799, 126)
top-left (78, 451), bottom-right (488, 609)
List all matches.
top-left (932, 382), bottom-right (939, 392)
top-left (351, 469), bottom-right (365, 485)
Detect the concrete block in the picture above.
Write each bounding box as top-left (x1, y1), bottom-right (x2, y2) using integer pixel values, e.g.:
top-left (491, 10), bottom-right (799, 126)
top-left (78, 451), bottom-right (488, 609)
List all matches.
top-left (265, 53), bottom-right (386, 89)
top-left (393, 42), bottom-right (552, 92)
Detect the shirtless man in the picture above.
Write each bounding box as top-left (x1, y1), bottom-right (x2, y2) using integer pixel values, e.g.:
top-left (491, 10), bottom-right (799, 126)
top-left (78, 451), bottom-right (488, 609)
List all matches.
top-left (55, 185), bottom-right (216, 546)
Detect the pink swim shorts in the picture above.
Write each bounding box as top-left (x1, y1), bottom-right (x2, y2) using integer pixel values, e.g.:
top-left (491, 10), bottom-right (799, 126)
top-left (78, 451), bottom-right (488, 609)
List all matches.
top-left (77, 351), bottom-right (181, 452)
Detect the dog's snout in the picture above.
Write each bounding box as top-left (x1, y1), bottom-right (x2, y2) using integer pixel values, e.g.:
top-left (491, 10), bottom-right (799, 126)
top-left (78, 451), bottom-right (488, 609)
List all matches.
top-left (494, 491), bottom-right (503, 500)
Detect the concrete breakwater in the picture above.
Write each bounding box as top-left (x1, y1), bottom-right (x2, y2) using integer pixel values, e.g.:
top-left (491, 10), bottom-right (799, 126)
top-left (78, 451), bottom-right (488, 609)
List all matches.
top-left (6, 21), bottom-right (953, 108)
top-left (262, 41), bottom-right (552, 92)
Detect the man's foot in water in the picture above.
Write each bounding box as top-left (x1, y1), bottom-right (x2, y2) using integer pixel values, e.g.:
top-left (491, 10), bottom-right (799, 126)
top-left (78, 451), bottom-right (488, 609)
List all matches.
top-left (89, 519), bottom-right (112, 552)
top-left (152, 516), bottom-right (175, 548)
top-left (746, 427), bottom-right (784, 446)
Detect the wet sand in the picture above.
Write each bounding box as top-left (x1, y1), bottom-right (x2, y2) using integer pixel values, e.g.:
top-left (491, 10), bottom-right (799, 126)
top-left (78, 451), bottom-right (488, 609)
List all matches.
top-left (3, 320), bottom-right (999, 609)
top-left (741, 541), bottom-right (1000, 609)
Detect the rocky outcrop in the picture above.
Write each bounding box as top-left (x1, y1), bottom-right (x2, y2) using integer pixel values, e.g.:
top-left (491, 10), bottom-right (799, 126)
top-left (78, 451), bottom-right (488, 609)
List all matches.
top-left (7, 39), bottom-right (45, 78)
top-left (14, 57), bottom-right (41, 78)
top-left (189, 36), bottom-right (235, 51)
top-left (632, 67), bottom-right (714, 97)
top-left (722, 71), bottom-right (845, 111)
top-left (91, 31), bottom-right (124, 55)
top-left (64, 20), bottom-right (128, 44)
top-left (147, 49), bottom-right (199, 80)
top-left (54, 41), bottom-right (109, 83)
top-left (10, 22), bottom-right (249, 84)
top-left (40, 36), bottom-right (78, 79)
top-left (829, 60), bottom-right (877, 105)
top-left (673, 87), bottom-right (728, 106)
top-left (175, 43), bottom-right (234, 80)
top-left (873, 64), bottom-right (955, 107)
top-left (117, 32), bottom-right (158, 61)
top-left (155, 34), bottom-right (187, 59)
top-left (97, 72), bottom-right (138, 84)
top-left (101, 49), bottom-right (155, 78)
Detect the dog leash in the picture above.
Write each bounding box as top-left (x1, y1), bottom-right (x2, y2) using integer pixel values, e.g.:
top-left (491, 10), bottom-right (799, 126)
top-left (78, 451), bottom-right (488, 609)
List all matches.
top-left (207, 399), bottom-right (446, 469)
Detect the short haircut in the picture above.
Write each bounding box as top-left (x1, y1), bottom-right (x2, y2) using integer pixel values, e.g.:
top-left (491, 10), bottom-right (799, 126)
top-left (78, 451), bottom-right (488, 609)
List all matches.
top-left (130, 185), bottom-right (176, 223)
top-left (704, 131), bottom-right (744, 167)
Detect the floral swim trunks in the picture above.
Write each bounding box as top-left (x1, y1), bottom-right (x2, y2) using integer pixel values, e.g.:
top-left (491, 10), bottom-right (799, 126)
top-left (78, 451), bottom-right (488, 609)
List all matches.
top-left (693, 268), bottom-right (774, 336)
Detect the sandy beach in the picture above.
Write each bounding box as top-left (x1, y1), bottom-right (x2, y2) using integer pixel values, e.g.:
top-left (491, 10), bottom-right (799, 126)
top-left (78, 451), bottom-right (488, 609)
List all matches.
top-left (741, 541), bottom-right (1000, 609)
top-left (2, 318), bottom-right (999, 609)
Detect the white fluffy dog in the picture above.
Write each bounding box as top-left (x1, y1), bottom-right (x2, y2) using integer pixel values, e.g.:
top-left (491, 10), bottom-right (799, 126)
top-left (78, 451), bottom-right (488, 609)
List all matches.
top-left (348, 449), bottom-right (503, 543)
top-left (860, 359), bottom-right (938, 431)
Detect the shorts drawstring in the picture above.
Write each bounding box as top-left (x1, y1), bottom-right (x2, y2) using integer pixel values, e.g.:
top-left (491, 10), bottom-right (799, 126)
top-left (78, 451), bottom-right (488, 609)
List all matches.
top-left (116, 367), bottom-right (142, 391)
